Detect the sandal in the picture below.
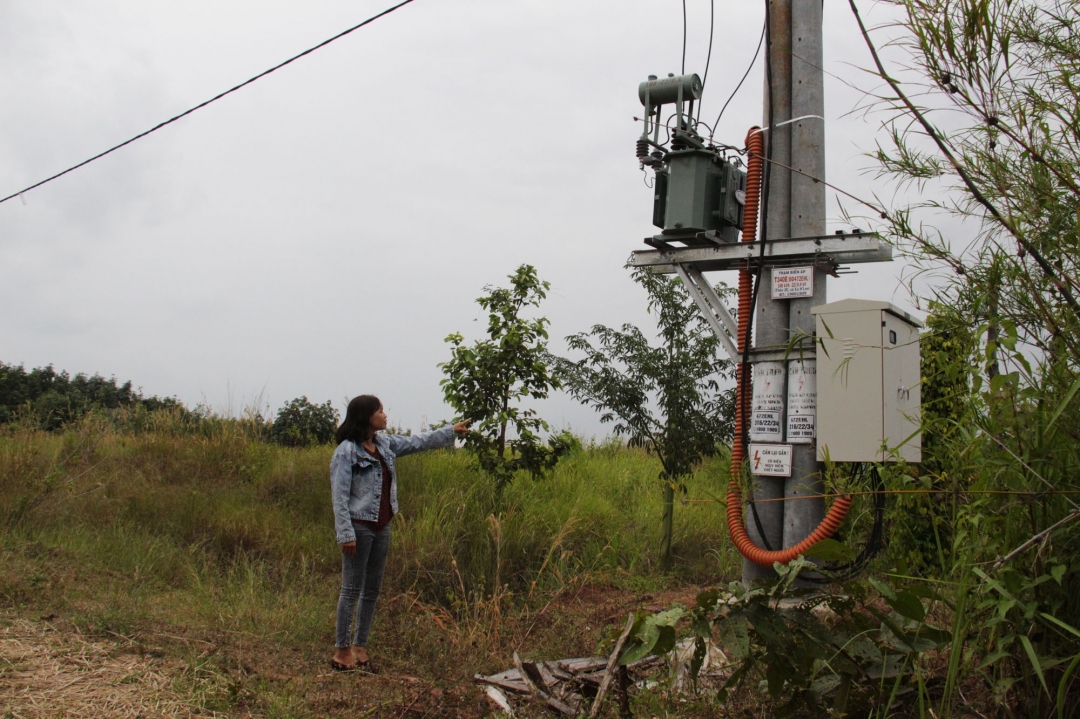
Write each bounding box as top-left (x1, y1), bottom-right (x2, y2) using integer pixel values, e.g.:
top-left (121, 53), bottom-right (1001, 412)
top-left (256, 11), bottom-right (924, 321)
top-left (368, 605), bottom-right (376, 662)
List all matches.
top-left (356, 660), bottom-right (379, 674)
top-left (330, 659), bottom-right (357, 672)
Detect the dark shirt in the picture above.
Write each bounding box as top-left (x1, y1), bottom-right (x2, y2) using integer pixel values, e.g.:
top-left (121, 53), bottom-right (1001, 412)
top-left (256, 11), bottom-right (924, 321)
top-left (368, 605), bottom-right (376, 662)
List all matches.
top-left (358, 443), bottom-right (394, 531)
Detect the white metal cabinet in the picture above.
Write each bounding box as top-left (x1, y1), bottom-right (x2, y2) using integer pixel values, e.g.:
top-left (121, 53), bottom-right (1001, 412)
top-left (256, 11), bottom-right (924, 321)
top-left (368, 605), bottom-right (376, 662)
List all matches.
top-left (811, 299), bottom-right (922, 463)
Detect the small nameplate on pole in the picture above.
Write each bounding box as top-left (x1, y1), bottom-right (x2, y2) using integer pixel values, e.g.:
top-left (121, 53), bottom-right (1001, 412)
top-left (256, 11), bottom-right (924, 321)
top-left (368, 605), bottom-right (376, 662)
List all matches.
top-left (771, 266), bottom-right (814, 299)
top-left (751, 411), bottom-right (782, 438)
top-left (748, 443), bottom-right (793, 477)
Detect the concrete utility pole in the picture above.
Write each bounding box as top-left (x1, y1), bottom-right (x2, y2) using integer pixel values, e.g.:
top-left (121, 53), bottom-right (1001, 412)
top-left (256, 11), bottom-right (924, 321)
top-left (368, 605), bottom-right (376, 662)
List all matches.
top-left (743, 0), bottom-right (827, 585)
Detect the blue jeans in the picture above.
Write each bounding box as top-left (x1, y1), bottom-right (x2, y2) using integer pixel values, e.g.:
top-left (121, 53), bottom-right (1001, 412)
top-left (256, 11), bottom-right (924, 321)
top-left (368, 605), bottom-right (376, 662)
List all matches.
top-left (335, 522), bottom-right (391, 648)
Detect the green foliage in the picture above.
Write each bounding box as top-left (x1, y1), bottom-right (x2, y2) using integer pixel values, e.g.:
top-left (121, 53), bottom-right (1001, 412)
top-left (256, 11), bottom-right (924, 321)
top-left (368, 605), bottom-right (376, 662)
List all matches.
top-left (439, 264), bottom-right (565, 490)
top-left (885, 301), bottom-right (979, 576)
top-left (268, 396), bottom-right (338, 448)
top-left (859, 0), bottom-right (1080, 711)
top-left (931, 364), bottom-right (1080, 714)
top-left (553, 265), bottom-right (735, 569)
top-left (619, 556), bottom-right (951, 716)
top-left (0, 361), bottom-right (180, 430)
top-left (920, 301), bottom-right (976, 464)
top-left (865, 0), bottom-right (1080, 364)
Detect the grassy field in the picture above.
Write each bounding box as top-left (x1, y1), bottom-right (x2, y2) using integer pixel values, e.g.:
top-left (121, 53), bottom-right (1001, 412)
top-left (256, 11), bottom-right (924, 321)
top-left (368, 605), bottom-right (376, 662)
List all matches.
top-left (0, 410), bottom-right (738, 717)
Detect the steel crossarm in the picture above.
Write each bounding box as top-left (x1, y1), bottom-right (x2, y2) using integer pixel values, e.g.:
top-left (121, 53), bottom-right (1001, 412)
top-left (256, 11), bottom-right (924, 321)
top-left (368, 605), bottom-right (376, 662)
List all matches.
top-left (631, 232), bottom-right (892, 274)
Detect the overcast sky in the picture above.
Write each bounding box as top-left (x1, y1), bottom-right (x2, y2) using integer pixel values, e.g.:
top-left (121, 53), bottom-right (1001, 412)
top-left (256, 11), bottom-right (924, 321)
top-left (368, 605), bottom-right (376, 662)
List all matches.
top-left (1, 0), bottom-right (934, 437)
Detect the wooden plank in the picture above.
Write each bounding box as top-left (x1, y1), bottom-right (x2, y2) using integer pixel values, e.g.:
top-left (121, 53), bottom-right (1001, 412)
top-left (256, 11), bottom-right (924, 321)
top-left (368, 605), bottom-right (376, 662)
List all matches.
top-left (556, 657), bottom-right (608, 673)
top-left (513, 653), bottom-right (577, 717)
top-left (474, 674), bottom-right (529, 695)
top-left (534, 662), bottom-right (561, 696)
top-left (543, 661), bottom-right (575, 681)
top-left (485, 686), bottom-right (515, 716)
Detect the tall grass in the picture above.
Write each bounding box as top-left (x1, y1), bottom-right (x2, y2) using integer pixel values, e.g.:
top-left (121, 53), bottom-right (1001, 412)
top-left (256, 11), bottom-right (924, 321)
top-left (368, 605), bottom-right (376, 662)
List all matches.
top-left (0, 409), bottom-right (738, 647)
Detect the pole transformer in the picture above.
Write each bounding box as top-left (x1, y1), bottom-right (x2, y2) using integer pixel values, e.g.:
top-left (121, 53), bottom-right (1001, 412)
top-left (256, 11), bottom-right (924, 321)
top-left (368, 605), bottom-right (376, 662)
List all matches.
top-left (629, 2), bottom-right (918, 585)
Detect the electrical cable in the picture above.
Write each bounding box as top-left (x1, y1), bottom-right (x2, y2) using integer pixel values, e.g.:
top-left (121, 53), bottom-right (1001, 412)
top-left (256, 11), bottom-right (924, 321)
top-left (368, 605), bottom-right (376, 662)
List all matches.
top-left (637, 115), bottom-right (745, 154)
top-left (712, 15), bottom-right (766, 137)
top-left (689, 487), bottom-right (1080, 505)
top-left (0, 0), bottom-right (417, 206)
top-left (681, 0), bottom-right (688, 75)
top-left (693, 118), bottom-right (716, 137)
top-left (701, 0), bottom-right (715, 94)
top-left (802, 463), bottom-right (887, 584)
top-left (639, 111), bottom-right (890, 221)
top-left (662, 112), bottom-right (678, 145)
top-left (725, 1), bottom-right (855, 569)
top-left (825, 464), bottom-right (886, 576)
top-left (743, 0), bottom-right (775, 553)
top-left (726, 125), bottom-right (761, 556)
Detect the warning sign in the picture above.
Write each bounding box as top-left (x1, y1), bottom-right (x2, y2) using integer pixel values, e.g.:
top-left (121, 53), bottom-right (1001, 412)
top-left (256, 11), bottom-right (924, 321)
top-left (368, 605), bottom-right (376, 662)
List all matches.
top-left (750, 361), bottom-right (785, 442)
top-left (771, 266), bottom-right (814, 299)
top-left (748, 443), bottom-right (793, 477)
top-left (786, 359), bottom-right (816, 444)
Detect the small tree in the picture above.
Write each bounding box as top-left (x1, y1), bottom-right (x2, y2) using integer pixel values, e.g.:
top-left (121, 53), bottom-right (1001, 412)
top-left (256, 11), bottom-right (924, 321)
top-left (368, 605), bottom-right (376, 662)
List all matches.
top-left (553, 266), bottom-right (734, 570)
top-left (439, 264), bottom-right (565, 490)
top-left (269, 396), bottom-right (338, 447)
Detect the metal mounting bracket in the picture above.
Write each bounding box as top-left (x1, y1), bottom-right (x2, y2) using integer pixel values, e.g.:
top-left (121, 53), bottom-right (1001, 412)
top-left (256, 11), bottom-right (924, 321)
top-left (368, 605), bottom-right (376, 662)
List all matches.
top-left (658, 233), bottom-right (891, 365)
top-left (673, 264), bottom-right (741, 363)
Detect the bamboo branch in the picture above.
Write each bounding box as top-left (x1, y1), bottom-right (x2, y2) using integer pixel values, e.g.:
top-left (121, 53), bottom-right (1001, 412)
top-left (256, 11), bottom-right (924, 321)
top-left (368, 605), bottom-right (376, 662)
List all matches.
top-left (847, 0), bottom-right (1080, 322)
top-left (992, 510), bottom-right (1080, 570)
top-left (985, 433), bottom-right (1080, 511)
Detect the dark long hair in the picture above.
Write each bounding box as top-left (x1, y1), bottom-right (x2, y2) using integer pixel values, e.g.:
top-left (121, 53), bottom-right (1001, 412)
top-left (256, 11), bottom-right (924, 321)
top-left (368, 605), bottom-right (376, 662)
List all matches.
top-left (335, 395), bottom-right (381, 445)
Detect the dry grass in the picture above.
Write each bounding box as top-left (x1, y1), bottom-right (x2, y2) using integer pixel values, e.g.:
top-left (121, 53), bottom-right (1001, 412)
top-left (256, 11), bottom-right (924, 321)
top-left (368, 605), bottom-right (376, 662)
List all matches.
top-left (0, 584), bottom-right (715, 719)
top-left (0, 617), bottom-right (217, 719)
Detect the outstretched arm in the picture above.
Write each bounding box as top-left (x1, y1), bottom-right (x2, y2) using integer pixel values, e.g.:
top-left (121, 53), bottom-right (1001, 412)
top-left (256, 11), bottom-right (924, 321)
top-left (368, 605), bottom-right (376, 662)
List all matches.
top-left (386, 419), bottom-right (470, 457)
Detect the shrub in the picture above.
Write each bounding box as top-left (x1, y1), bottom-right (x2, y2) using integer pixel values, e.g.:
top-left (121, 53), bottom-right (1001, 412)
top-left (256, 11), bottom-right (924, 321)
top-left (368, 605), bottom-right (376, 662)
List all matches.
top-left (269, 397), bottom-right (338, 447)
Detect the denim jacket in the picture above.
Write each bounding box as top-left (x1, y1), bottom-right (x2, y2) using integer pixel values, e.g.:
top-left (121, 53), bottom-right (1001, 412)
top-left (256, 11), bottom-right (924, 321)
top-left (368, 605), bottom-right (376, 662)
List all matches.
top-left (330, 426), bottom-right (456, 544)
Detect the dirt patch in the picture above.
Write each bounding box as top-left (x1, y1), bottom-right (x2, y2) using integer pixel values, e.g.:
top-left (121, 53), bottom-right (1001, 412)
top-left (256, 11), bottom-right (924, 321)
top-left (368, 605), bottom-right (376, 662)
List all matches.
top-left (0, 584), bottom-right (713, 718)
top-left (0, 617), bottom-right (215, 719)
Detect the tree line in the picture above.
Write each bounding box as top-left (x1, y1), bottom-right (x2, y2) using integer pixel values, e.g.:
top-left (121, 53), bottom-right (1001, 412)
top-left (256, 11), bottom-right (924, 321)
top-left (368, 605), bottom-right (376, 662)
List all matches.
top-left (0, 362), bottom-right (181, 430)
top-left (0, 361), bottom-right (338, 447)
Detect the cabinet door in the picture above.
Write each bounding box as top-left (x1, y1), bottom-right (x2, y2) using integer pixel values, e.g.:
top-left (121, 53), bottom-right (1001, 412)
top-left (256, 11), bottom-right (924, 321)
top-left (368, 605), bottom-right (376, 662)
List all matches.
top-left (881, 312), bottom-right (921, 463)
top-left (815, 310), bottom-right (884, 462)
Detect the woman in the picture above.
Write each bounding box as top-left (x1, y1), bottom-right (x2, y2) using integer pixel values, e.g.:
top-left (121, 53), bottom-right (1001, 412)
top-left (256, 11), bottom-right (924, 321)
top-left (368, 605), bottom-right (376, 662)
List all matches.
top-left (329, 394), bottom-right (469, 672)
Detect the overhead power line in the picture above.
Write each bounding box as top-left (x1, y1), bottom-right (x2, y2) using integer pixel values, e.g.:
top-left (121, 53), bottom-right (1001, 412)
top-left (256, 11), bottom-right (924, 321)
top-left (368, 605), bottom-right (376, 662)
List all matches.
top-left (681, 0), bottom-right (688, 75)
top-left (700, 0), bottom-right (715, 94)
top-left (712, 15), bottom-right (766, 134)
top-left (0, 0), bottom-right (417, 207)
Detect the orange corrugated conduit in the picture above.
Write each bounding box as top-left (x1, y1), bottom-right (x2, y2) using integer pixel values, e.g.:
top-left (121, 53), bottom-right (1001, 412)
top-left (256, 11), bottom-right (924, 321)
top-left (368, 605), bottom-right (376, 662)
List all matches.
top-left (727, 127), bottom-right (852, 567)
